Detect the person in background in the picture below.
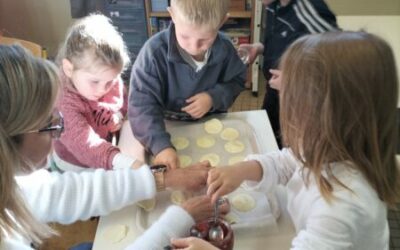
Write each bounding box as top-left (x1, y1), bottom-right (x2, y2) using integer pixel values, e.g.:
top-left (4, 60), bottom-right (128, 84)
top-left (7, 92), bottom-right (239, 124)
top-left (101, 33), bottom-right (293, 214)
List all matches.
top-left (128, 0), bottom-right (246, 169)
top-left (206, 31), bottom-right (399, 249)
top-left (240, 0), bottom-right (338, 147)
top-left (0, 44), bottom-right (224, 250)
top-left (53, 14), bottom-right (136, 171)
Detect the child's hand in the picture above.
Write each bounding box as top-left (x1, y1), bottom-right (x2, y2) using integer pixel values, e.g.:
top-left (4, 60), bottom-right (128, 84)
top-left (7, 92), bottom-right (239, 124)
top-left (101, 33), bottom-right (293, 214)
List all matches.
top-left (110, 112), bottom-right (124, 132)
top-left (238, 43), bottom-right (263, 65)
top-left (154, 147), bottom-right (179, 169)
top-left (171, 237), bottom-right (219, 250)
top-left (181, 92), bottom-right (212, 119)
top-left (268, 69), bottom-right (282, 91)
top-left (207, 165), bottom-right (245, 204)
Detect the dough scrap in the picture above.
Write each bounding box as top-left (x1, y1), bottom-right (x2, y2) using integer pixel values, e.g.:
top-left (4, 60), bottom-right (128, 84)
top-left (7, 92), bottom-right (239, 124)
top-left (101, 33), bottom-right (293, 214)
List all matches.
top-left (220, 127), bottom-right (240, 141)
top-left (196, 135), bottom-right (216, 148)
top-left (137, 198), bottom-right (156, 212)
top-left (171, 136), bottom-right (190, 150)
top-left (224, 213), bottom-right (239, 224)
top-left (179, 155), bottom-right (192, 168)
top-left (171, 190), bottom-right (186, 205)
top-left (103, 224), bottom-right (129, 243)
top-left (200, 153), bottom-right (220, 166)
top-left (231, 193), bottom-right (256, 212)
top-left (204, 118), bottom-right (223, 134)
top-left (224, 140), bottom-right (245, 153)
top-left (228, 155), bottom-right (245, 165)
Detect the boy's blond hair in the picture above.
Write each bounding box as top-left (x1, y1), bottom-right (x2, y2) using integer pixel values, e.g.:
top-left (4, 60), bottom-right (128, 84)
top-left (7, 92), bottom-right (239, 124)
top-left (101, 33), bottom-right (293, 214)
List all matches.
top-left (170, 0), bottom-right (230, 29)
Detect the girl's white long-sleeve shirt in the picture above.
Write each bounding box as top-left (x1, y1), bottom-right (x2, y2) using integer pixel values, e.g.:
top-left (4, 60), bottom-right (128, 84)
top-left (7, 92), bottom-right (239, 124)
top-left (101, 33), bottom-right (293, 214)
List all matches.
top-left (2, 167), bottom-right (156, 250)
top-left (244, 148), bottom-right (389, 250)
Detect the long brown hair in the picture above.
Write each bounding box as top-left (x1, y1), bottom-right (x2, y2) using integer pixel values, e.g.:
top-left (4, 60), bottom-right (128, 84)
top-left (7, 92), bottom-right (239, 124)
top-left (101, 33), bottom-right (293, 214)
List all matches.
top-left (0, 45), bottom-right (59, 244)
top-left (280, 31), bottom-right (399, 206)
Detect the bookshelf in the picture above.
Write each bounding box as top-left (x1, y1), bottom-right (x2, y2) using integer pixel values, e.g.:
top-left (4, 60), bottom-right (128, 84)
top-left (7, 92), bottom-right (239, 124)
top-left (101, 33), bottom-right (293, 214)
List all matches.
top-left (144, 0), bottom-right (259, 90)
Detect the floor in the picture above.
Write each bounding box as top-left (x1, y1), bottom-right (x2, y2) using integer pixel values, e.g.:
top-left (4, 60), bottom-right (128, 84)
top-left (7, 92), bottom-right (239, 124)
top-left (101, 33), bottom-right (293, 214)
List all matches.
top-left (40, 80), bottom-right (400, 249)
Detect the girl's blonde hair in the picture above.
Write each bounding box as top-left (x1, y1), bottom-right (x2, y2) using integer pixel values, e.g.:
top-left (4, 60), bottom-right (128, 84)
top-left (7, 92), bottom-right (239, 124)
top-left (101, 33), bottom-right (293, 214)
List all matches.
top-left (170, 0), bottom-right (230, 29)
top-left (0, 45), bottom-right (59, 244)
top-left (56, 13), bottom-right (130, 72)
top-left (280, 31), bottom-right (399, 207)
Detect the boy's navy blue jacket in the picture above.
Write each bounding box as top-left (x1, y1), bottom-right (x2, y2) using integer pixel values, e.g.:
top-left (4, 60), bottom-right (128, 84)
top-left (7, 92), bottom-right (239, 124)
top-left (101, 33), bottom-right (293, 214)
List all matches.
top-left (128, 24), bottom-right (246, 155)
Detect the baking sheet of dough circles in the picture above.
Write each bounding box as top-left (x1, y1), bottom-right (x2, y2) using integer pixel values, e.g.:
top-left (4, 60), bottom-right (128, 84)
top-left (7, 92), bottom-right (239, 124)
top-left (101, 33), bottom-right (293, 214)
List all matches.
top-left (179, 155), bottom-right (192, 168)
top-left (224, 140), bottom-right (245, 154)
top-left (196, 135), bottom-right (216, 148)
top-left (220, 127), bottom-right (240, 141)
top-left (231, 193), bottom-right (256, 212)
top-left (171, 136), bottom-right (190, 150)
top-left (204, 118), bottom-right (223, 134)
top-left (103, 224), bottom-right (129, 243)
top-left (200, 153), bottom-right (220, 166)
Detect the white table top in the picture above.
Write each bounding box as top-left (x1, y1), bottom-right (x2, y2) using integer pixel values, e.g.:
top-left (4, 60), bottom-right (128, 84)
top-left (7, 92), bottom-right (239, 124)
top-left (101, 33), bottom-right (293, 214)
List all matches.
top-left (93, 110), bottom-right (296, 250)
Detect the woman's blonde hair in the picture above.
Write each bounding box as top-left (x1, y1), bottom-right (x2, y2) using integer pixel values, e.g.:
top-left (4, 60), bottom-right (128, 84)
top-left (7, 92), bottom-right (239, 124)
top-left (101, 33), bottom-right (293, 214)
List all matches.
top-left (56, 13), bottom-right (130, 72)
top-left (0, 45), bottom-right (59, 244)
top-left (280, 31), bottom-right (399, 207)
top-left (170, 0), bottom-right (230, 29)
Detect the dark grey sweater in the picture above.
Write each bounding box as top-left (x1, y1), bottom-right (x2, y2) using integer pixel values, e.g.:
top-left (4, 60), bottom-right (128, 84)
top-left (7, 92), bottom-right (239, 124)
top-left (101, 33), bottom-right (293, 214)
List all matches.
top-left (128, 24), bottom-right (246, 155)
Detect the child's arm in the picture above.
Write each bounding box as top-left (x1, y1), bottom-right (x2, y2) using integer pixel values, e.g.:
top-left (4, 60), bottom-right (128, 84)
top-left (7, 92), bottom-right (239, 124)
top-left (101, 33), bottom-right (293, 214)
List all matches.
top-left (56, 94), bottom-right (124, 169)
top-left (207, 148), bottom-right (298, 203)
top-left (128, 54), bottom-right (174, 159)
top-left (207, 160), bottom-right (263, 203)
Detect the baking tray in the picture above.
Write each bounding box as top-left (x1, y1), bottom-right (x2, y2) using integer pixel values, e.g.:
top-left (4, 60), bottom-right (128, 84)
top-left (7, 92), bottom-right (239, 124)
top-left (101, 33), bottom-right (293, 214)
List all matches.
top-left (166, 116), bottom-right (260, 166)
top-left (137, 117), bottom-right (279, 233)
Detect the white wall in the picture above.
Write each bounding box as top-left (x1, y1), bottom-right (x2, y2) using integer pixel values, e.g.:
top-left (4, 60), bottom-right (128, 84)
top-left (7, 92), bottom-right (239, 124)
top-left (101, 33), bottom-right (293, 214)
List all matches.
top-left (337, 16), bottom-right (400, 106)
top-left (0, 0), bottom-right (73, 57)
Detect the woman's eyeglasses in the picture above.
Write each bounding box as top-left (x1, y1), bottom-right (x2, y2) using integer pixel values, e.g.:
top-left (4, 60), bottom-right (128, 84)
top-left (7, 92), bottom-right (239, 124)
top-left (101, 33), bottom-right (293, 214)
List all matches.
top-left (27, 111), bottom-right (64, 139)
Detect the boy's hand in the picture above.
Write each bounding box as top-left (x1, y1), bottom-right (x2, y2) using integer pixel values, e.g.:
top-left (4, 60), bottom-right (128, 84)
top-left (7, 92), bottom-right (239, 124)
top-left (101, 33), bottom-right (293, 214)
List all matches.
top-left (182, 92), bottom-right (212, 119)
top-left (154, 147), bottom-right (179, 169)
top-left (206, 165), bottom-right (244, 203)
top-left (269, 69), bottom-right (282, 91)
top-left (171, 237), bottom-right (219, 250)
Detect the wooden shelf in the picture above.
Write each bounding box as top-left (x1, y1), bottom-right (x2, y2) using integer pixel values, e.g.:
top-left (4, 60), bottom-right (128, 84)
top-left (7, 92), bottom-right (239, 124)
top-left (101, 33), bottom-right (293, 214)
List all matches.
top-left (149, 11), bottom-right (252, 18)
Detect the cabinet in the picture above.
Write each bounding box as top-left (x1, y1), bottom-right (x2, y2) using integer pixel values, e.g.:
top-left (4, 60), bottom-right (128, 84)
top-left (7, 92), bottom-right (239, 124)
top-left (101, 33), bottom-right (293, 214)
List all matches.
top-left (103, 0), bottom-right (148, 80)
top-left (144, 0), bottom-right (260, 90)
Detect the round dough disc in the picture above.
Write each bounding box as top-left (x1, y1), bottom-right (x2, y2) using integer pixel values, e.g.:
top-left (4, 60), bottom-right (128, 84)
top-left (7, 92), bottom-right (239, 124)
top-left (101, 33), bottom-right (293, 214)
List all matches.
top-left (204, 118), bottom-right (223, 134)
top-left (137, 198), bottom-right (156, 212)
top-left (231, 193), bottom-right (256, 212)
top-left (103, 224), bottom-right (129, 243)
top-left (200, 153), bottom-right (220, 166)
top-left (224, 140), bottom-right (245, 154)
top-left (220, 127), bottom-right (240, 141)
top-left (171, 136), bottom-right (190, 150)
top-left (228, 155), bottom-right (245, 165)
top-left (224, 213), bottom-right (239, 224)
top-left (179, 155), bottom-right (192, 168)
top-left (171, 190), bottom-right (186, 205)
top-left (196, 135), bottom-right (216, 148)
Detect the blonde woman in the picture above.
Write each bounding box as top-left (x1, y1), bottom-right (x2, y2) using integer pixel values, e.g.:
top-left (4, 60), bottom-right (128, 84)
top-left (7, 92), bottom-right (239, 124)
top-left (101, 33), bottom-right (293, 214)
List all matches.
top-left (207, 31), bottom-right (399, 250)
top-left (0, 45), bottom-right (221, 249)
